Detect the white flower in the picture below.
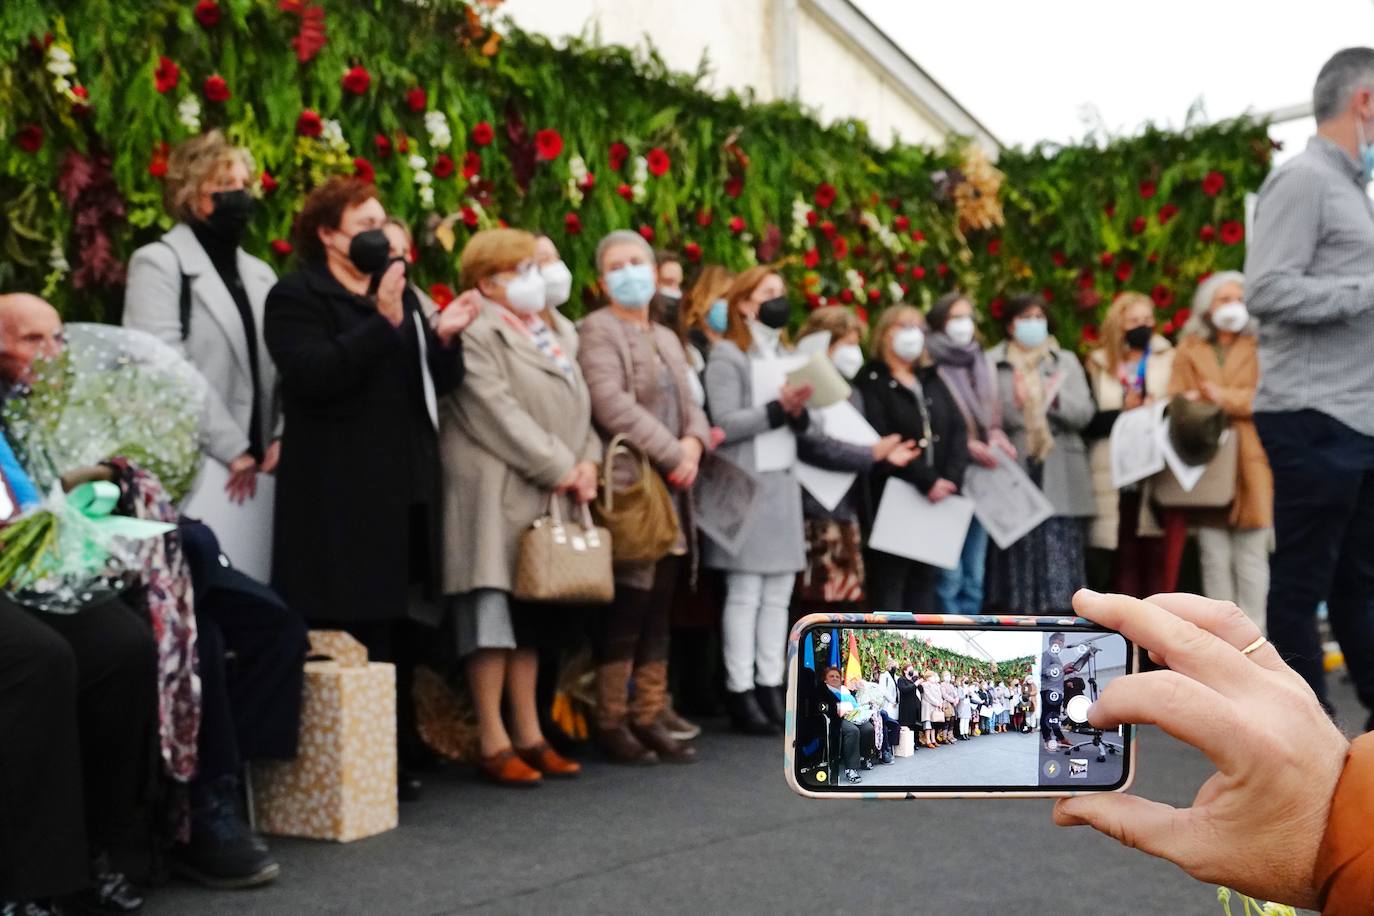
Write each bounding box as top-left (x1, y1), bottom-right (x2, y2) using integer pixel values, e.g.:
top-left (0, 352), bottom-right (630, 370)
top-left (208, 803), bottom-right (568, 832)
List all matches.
top-left (632, 183), bottom-right (647, 204)
top-left (423, 111), bottom-right (452, 150)
top-left (52, 76), bottom-right (71, 94)
top-left (413, 170), bottom-right (433, 187)
top-left (845, 269), bottom-right (865, 296)
top-left (49, 242), bottom-right (69, 274)
top-left (566, 177), bottom-right (584, 207)
top-left (177, 95), bottom-right (202, 132)
top-left (569, 155), bottom-right (588, 183)
top-left (418, 185), bottom-right (435, 209)
top-left (408, 154), bottom-right (428, 171)
top-left (889, 281), bottom-right (904, 301)
top-left (46, 46), bottom-right (76, 77)
top-left (632, 156), bottom-right (648, 184)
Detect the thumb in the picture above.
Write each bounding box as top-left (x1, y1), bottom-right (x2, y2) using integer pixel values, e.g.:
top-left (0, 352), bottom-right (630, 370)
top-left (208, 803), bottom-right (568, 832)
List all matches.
top-left (1053, 794), bottom-right (1196, 865)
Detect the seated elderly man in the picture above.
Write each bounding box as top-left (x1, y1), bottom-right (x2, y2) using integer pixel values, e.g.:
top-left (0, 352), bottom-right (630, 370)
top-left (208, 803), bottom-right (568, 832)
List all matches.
top-left (0, 293), bottom-right (308, 891)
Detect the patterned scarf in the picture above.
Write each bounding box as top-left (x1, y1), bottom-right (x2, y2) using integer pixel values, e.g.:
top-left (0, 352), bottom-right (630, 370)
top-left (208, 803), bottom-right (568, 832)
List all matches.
top-left (1004, 339), bottom-right (1057, 462)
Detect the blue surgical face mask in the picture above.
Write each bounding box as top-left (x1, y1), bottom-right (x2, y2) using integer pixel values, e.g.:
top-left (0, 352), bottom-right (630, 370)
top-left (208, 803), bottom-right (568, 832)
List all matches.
top-left (1013, 317), bottom-right (1049, 349)
top-left (706, 298), bottom-right (729, 334)
top-left (605, 263), bottom-right (657, 309)
top-left (1359, 118), bottom-right (1374, 184)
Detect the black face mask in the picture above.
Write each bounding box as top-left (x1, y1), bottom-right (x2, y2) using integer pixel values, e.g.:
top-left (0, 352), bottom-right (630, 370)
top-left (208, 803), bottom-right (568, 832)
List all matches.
top-left (687, 328), bottom-right (710, 353)
top-left (1124, 325), bottom-right (1154, 350)
top-left (756, 296), bottom-right (791, 330)
top-left (654, 294), bottom-right (680, 330)
top-left (204, 189), bottom-right (255, 243)
top-left (347, 228), bottom-right (393, 275)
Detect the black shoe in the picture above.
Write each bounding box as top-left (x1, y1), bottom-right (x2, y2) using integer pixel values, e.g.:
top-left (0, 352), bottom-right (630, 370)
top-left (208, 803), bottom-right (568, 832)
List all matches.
top-left (881, 748), bottom-right (894, 764)
top-left (171, 775), bottom-right (280, 890)
top-left (754, 684), bottom-right (786, 727)
top-left (861, 757), bottom-right (875, 770)
top-left (3, 902), bottom-right (66, 916)
top-left (399, 768), bottom-right (423, 803)
top-left (726, 690), bottom-right (779, 735)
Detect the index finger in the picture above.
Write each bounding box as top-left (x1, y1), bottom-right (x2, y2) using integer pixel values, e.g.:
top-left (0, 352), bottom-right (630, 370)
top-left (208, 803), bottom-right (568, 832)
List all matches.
top-left (1144, 593), bottom-right (1288, 673)
top-left (1071, 589), bottom-right (1264, 700)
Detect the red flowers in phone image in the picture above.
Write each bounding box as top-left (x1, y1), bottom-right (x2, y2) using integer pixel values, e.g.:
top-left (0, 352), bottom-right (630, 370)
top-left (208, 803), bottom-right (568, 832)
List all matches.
top-left (429, 284), bottom-right (455, 308)
top-left (194, 0), bottom-right (221, 28)
top-left (616, 183), bottom-right (633, 201)
top-left (352, 157), bottom-right (374, 183)
top-left (563, 212), bottom-right (582, 235)
top-left (987, 238), bottom-right (1002, 256)
top-left (259, 170), bottom-right (278, 193)
top-left (432, 154), bottom-right (454, 179)
top-left (815, 182), bottom-right (837, 208)
top-left (374, 134), bottom-right (392, 158)
top-left (154, 56), bottom-right (180, 93)
top-left (804, 248), bottom-right (820, 269)
top-left (472, 121), bottom-right (495, 147)
top-left (341, 65), bottom-right (371, 96)
top-left (203, 74), bottom-right (231, 103)
top-left (14, 124), bottom-right (44, 154)
top-left (684, 241), bottom-right (702, 262)
top-left (638, 224), bottom-right (655, 242)
top-left (1199, 224), bottom-right (1217, 242)
top-left (609, 141), bottom-right (629, 171)
top-left (148, 142), bottom-right (170, 177)
top-left (1202, 170), bottom-right (1226, 196)
top-left (296, 109), bottom-right (323, 137)
top-left (462, 152), bottom-right (481, 179)
top-left (534, 128), bottom-right (564, 161)
top-left (406, 87), bottom-right (427, 113)
top-left (728, 216), bottom-right (746, 234)
top-left (1220, 221), bottom-right (1245, 245)
top-left (1158, 203), bottom-right (1179, 224)
top-left (1151, 283), bottom-right (1174, 307)
top-left (270, 239), bottom-right (293, 257)
top-left (646, 147), bottom-right (670, 177)
top-left (1138, 180), bottom-right (1156, 199)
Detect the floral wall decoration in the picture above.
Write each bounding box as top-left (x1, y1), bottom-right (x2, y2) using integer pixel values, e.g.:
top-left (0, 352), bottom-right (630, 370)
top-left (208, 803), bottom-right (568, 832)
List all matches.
top-left (843, 629), bottom-right (1034, 684)
top-left (0, 0), bottom-right (1272, 347)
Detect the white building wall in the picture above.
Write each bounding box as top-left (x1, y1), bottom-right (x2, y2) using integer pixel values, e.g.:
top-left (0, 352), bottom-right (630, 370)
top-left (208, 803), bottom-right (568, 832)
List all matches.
top-left (499, 0), bottom-right (949, 147)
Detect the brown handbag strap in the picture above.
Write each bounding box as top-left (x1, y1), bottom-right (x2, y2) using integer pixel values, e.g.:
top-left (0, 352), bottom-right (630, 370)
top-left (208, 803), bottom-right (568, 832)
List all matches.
top-left (600, 433), bottom-right (653, 514)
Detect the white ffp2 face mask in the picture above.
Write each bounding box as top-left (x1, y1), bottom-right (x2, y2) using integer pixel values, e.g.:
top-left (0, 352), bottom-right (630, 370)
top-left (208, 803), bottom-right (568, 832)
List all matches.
top-left (945, 316), bottom-right (976, 347)
top-left (540, 260), bottom-right (573, 309)
top-left (1211, 301), bottom-right (1249, 333)
top-left (503, 269), bottom-right (548, 314)
top-left (830, 344), bottom-right (864, 380)
top-left (892, 328), bottom-right (925, 362)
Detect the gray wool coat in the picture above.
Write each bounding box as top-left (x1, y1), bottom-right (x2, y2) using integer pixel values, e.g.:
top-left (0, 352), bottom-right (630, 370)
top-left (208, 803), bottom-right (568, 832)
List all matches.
top-left (985, 340), bottom-right (1096, 518)
top-left (701, 339), bottom-right (807, 575)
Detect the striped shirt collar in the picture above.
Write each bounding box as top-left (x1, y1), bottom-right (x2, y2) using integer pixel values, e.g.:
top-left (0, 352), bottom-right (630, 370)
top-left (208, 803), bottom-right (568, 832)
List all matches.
top-left (1309, 135), bottom-right (1364, 186)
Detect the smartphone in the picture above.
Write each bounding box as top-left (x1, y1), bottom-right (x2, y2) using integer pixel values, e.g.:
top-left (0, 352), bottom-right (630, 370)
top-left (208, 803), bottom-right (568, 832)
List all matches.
top-left (785, 613), bottom-right (1137, 799)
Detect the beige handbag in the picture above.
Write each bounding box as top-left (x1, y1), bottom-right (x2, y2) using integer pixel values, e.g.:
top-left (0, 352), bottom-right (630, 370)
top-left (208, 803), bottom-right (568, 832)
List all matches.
top-left (1153, 430), bottom-right (1239, 510)
top-left (592, 434), bottom-right (681, 566)
top-left (513, 495), bottom-right (614, 605)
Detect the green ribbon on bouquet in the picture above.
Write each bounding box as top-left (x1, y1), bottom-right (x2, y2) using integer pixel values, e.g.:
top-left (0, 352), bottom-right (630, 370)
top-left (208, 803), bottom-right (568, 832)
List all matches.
top-left (66, 480), bottom-right (174, 539)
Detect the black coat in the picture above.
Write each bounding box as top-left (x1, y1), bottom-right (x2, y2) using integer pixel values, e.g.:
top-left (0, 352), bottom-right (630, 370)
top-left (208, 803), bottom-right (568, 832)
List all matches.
top-left (896, 675), bottom-right (922, 729)
top-left (855, 361), bottom-right (970, 504)
top-left (263, 263), bottom-right (464, 623)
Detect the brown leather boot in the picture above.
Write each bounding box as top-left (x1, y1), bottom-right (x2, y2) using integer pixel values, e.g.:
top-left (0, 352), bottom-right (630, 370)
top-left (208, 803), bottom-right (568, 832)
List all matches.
top-left (630, 719), bottom-right (698, 764)
top-left (593, 724), bottom-right (659, 765)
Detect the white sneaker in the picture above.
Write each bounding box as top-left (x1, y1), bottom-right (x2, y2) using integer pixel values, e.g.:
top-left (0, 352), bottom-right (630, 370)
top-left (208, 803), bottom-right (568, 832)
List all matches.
top-left (845, 768), bottom-right (862, 783)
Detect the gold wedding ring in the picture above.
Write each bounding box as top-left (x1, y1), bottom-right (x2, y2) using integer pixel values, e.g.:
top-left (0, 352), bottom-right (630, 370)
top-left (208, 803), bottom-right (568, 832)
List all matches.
top-left (1240, 635), bottom-right (1268, 657)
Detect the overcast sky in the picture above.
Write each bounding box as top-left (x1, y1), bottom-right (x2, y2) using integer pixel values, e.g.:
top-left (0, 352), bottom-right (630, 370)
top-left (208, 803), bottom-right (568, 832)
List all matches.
top-left (854, 0), bottom-right (1373, 156)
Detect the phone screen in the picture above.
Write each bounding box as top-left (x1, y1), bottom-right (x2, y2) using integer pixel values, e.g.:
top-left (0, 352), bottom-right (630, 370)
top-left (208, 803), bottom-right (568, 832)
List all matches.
top-left (790, 621), bottom-right (1134, 794)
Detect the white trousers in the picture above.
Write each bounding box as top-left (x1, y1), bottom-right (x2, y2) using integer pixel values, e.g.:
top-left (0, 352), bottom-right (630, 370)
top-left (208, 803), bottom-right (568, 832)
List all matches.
top-left (722, 571), bottom-right (795, 692)
top-left (1196, 527), bottom-right (1272, 632)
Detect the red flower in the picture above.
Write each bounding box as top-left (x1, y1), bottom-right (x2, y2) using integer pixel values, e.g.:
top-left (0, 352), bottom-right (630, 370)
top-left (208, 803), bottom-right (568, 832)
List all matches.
top-left (1041, 287), bottom-right (1055, 303)
top-left (1198, 271), bottom-right (1214, 284)
top-left (341, 65), bottom-right (371, 96)
top-left (616, 183), bottom-right (633, 201)
top-left (432, 154), bottom-right (454, 179)
top-left (912, 266), bottom-right (926, 280)
top-left (71, 85), bottom-right (90, 116)
top-left (728, 216), bottom-right (746, 234)
top-left (684, 241), bottom-right (702, 262)
top-left (270, 239), bottom-right (293, 257)
top-left (819, 220), bottom-right (837, 240)
top-left (429, 284), bottom-right (455, 309)
top-left (1077, 268), bottom-right (1095, 289)
top-left (1202, 171), bottom-right (1226, 197)
top-left (804, 249), bottom-right (820, 269)
top-left (867, 288), bottom-right (881, 302)
top-left (353, 157), bottom-right (375, 183)
top-left (14, 124), bottom-right (43, 154)
top-left (936, 263), bottom-right (949, 278)
top-left (987, 238), bottom-right (1002, 256)
top-left (1099, 252), bottom-right (1115, 268)
top-left (194, 0), bottom-right (221, 28)
top-left (989, 297), bottom-right (1006, 319)
top-left (1051, 251), bottom-right (1067, 267)
top-left (839, 289), bottom-right (854, 304)
top-left (372, 134), bottom-right (392, 158)
top-left (461, 151), bottom-right (482, 179)
top-left (724, 176), bottom-right (743, 199)
top-left (1104, 202), bottom-right (1116, 218)
top-left (148, 142), bottom-right (170, 177)
top-left (646, 147), bottom-right (670, 178)
top-left (534, 128), bottom-right (564, 161)
top-left (395, 133), bottom-right (409, 153)
top-left (154, 56), bottom-right (180, 93)
top-left (1080, 324), bottom-right (1100, 344)
top-left (1131, 216), bottom-right (1148, 235)
top-left (203, 74), bottom-right (231, 103)
top-left (259, 170), bottom-right (278, 193)
top-left (461, 207), bottom-right (479, 229)
top-left (1174, 307), bottom-right (1192, 327)
top-left (609, 141), bottom-right (629, 171)
top-left (1220, 221), bottom-right (1245, 245)
top-left (911, 230), bottom-right (926, 243)
top-left (1151, 284), bottom-right (1174, 307)
top-left (806, 293), bottom-right (822, 309)
top-left (894, 263), bottom-right (908, 276)
top-left (636, 224), bottom-right (655, 242)
top-left (696, 209), bottom-right (713, 227)
top-left (1158, 204), bottom-right (1179, 225)
top-left (815, 182), bottom-right (837, 209)
top-left (832, 236), bottom-right (849, 258)
top-left (1139, 180), bottom-right (1157, 199)
top-left (473, 122), bottom-right (495, 147)
top-left (1115, 262), bottom-right (1133, 283)
top-left (855, 305), bottom-right (869, 325)
top-left (564, 212), bottom-right (582, 235)
top-left (296, 110), bottom-right (323, 137)
top-left (894, 215), bottom-right (910, 231)
top-left (406, 87), bottom-right (427, 113)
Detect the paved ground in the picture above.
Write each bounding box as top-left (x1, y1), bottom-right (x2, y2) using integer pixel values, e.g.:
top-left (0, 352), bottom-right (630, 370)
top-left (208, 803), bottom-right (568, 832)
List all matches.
top-left (142, 676), bottom-right (1364, 916)
top-left (852, 729), bottom-right (1041, 788)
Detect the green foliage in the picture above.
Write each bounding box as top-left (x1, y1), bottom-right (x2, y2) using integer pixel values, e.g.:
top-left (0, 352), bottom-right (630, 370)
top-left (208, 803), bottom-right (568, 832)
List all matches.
top-left (0, 1), bottom-right (1270, 340)
top-left (843, 629), bottom-right (1033, 683)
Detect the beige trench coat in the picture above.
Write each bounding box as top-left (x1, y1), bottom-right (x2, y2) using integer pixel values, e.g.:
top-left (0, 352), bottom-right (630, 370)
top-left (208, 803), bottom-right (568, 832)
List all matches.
top-left (439, 302), bottom-right (601, 595)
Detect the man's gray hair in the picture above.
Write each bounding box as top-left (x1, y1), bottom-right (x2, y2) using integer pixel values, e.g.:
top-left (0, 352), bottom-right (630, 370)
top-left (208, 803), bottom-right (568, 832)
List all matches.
top-left (1313, 47), bottom-right (1374, 123)
top-left (594, 230), bottom-right (655, 274)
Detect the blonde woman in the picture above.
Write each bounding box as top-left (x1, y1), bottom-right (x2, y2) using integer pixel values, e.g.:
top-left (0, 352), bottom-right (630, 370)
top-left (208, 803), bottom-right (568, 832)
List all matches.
top-left (918, 670), bottom-right (945, 749)
top-left (1083, 292), bottom-right (1177, 597)
top-left (1168, 271), bottom-right (1272, 629)
top-left (125, 130), bottom-right (279, 515)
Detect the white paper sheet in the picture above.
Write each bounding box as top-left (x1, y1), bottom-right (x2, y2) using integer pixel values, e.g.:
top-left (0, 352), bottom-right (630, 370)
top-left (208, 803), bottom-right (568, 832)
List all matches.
top-left (180, 459), bottom-right (276, 583)
top-left (795, 401), bottom-right (882, 512)
top-left (963, 452), bottom-right (1055, 549)
top-left (1109, 402), bottom-right (1167, 489)
top-left (868, 478), bottom-right (974, 570)
top-left (1155, 419), bottom-right (1223, 493)
top-left (750, 354), bottom-right (807, 473)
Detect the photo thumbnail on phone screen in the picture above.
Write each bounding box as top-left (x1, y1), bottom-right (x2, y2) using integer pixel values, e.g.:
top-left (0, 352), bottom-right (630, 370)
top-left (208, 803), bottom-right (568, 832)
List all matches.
top-left (792, 625), bottom-right (1132, 792)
